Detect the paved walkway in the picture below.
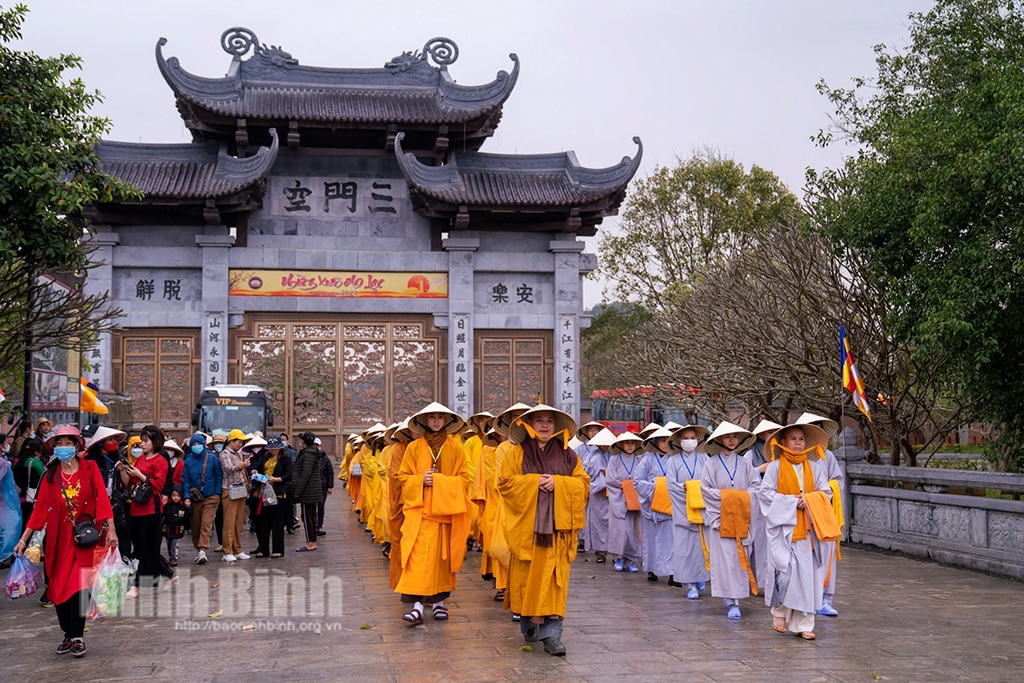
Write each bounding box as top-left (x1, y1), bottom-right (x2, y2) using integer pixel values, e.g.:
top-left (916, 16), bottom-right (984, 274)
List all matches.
top-left (2, 491), bottom-right (1023, 682)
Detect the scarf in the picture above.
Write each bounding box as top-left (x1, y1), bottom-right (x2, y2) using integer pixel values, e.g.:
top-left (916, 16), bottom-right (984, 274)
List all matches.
top-left (520, 435), bottom-right (576, 547)
top-left (422, 428), bottom-right (448, 457)
top-left (775, 443), bottom-right (821, 541)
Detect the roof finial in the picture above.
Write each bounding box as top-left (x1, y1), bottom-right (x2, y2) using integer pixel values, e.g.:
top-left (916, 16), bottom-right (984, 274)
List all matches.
top-left (221, 27), bottom-right (260, 57)
top-left (423, 38), bottom-right (458, 67)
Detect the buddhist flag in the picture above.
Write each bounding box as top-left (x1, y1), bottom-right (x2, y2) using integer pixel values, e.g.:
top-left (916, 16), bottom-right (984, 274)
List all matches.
top-left (839, 324), bottom-right (870, 421)
top-left (0, 386), bottom-right (5, 404)
top-left (80, 377), bottom-right (109, 415)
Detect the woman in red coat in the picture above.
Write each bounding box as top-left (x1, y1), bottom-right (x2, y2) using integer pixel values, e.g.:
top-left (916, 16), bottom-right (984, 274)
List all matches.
top-left (13, 424), bottom-right (118, 657)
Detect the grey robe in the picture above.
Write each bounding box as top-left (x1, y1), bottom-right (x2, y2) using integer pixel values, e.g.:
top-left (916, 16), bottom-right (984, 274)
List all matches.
top-left (605, 453), bottom-right (642, 562)
top-left (581, 446), bottom-right (611, 553)
top-left (665, 451), bottom-right (711, 584)
top-left (634, 451), bottom-right (674, 576)
top-left (700, 451), bottom-right (761, 600)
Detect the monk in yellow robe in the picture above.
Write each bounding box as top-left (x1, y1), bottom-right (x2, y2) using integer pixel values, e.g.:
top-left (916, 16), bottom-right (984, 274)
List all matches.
top-left (386, 419), bottom-right (414, 589)
top-left (498, 405), bottom-right (589, 657)
top-left (472, 428), bottom-right (509, 596)
top-left (395, 403), bottom-right (471, 625)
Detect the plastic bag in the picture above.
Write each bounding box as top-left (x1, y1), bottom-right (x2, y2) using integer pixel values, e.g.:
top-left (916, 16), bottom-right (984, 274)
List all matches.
top-left (24, 529), bottom-right (44, 565)
top-left (5, 555), bottom-right (42, 599)
top-left (260, 483), bottom-right (278, 506)
top-left (0, 461), bottom-right (22, 559)
top-left (89, 547), bottom-right (130, 618)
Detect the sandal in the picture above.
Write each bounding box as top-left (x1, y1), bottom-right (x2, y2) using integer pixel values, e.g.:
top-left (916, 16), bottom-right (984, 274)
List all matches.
top-left (432, 604), bottom-right (449, 620)
top-left (595, 553), bottom-right (606, 564)
top-left (772, 618), bottom-right (787, 633)
top-left (494, 589), bottom-right (505, 602)
top-left (402, 608), bottom-right (424, 626)
top-left (798, 631), bottom-right (816, 641)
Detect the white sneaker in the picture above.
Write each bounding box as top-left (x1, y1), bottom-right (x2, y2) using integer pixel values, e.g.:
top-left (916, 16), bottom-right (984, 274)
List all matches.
top-left (214, 545), bottom-right (224, 553)
top-left (223, 554), bottom-right (237, 562)
top-left (235, 552), bottom-right (251, 560)
top-left (196, 550), bottom-right (208, 565)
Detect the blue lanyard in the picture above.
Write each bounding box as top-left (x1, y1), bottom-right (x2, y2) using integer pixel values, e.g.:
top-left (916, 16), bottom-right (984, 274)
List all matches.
top-left (618, 454), bottom-right (635, 476)
top-left (718, 453), bottom-right (737, 483)
top-left (681, 453), bottom-right (697, 479)
top-left (655, 453), bottom-right (667, 476)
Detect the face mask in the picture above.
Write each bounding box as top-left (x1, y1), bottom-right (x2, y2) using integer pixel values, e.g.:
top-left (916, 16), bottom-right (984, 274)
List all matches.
top-left (54, 446), bottom-right (77, 462)
top-left (103, 441), bottom-right (120, 453)
top-left (214, 443), bottom-right (224, 453)
top-left (680, 439), bottom-right (699, 452)
top-left (130, 447), bottom-right (143, 458)
top-left (191, 444), bottom-right (205, 455)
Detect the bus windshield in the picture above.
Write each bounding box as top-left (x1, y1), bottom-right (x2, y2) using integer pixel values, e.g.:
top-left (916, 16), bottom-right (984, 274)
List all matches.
top-left (197, 404), bottom-right (267, 436)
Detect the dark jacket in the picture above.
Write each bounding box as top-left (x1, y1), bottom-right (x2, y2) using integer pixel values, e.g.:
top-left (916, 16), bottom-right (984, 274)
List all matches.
top-left (292, 445), bottom-right (323, 504)
top-left (252, 449), bottom-right (293, 499)
top-left (163, 499), bottom-right (187, 539)
top-left (319, 451), bottom-right (335, 492)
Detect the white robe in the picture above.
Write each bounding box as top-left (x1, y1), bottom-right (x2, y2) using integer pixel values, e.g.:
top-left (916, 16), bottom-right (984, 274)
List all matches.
top-left (605, 453), bottom-right (642, 562)
top-left (665, 451), bottom-right (711, 584)
top-left (821, 449), bottom-right (844, 596)
top-left (700, 452), bottom-right (761, 600)
top-left (581, 447), bottom-right (611, 553)
top-left (758, 457), bottom-right (831, 614)
top-left (634, 451), bottom-right (674, 576)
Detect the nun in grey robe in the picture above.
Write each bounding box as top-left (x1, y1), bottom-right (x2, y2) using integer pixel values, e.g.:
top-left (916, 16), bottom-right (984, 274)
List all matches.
top-left (634, 428), bottom-right (676, 579)
top-left (665, 444), bottom-right (711, 592)
top-left (580, 438), bottom-right (614, 557)
top-left (605, 434), bottom-right (644, 568)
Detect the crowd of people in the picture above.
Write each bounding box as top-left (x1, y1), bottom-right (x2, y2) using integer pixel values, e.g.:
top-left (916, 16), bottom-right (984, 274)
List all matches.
top-left (1, 401), bottom-right (845, 659)
top-left (2, 420), bottom-right (335, 657)
top-left (340, 403), bottom-right (845, 653)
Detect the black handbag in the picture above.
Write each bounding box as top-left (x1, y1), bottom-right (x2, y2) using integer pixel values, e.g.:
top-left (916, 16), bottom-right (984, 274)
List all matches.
top-left (129, 481), bottom-right (153, 505)
top-left (189, 453), bottom-right (210, 503)
top-left (61, 483), bottom-right (101, 548)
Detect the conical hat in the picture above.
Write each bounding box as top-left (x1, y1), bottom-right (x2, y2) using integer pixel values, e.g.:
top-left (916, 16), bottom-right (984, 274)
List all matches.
top-left (409, 402), bottom-right (466, 436)
top-left (493, 402), bottom-right (532, 437)
top-left (568, 436), bottom-right (582, 450)
top-left (796, 412), bottom-right (839, 439)
top-left (639, 422), bottom-right (662, 438)
top-left (243, 433), bottom-right (267, 450)
top-left (481, 428), bottom-right (503, 448)
top-left (393, 418), bottom-right (415, 443)
top-left (163, 438), bottom-right (184, 456)
top-left (643, 427), bottom-right (676, 453)
top-left (576, 420), bottom-right (605, 440)
top-left (84, 425), bottom-right (127, 451)
top-left (508, 404), bottom-right (576, 445)
top-left (668, 424), bottom-right (711, 450)
top-left (765, 423), bottom-right (830, 462)
top-left (468, 411), bottom-right (494, 435)
top-left (587, 427), bottom-right (617, 448)
top-left (699, 421), bottom-right (756, 454)
top-left (610, 431), bottom-right (644, 455)
top-left (364, 422), bottom-right (388, 436)
top-left (751, 419), bottom-right (785, 437)
top-left (663, 421), bottom-right (686, 432)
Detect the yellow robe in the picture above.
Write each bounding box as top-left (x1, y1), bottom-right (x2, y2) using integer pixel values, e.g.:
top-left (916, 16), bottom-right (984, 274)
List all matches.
top-left (361, 446), bottom-right (381, 527)
top-left (386, 441), bottom-right (408, 589)
top-left (463, 434), bottom-right (483, 540)
top-left (472, 443), bottom-right (509, 588)
top-left (497, 443), bottom-right (589, 618)
top-left (394, 435), bottom-right (472, 598)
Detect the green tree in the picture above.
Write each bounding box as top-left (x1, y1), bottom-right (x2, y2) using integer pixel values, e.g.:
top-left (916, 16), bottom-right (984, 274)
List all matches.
top-left (807, 0), bottom-right (1024, 469)
top-left (597, 151), bottom-right (800, 311)
top-left (0, 4), bottom-right (137, 409)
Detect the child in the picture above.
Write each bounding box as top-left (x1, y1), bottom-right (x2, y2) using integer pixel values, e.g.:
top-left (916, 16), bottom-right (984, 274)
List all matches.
top-left (634, 427), bottom-right (676, 583)
top-left (699, 422), bottom-right (760, 620)
top-left (759, 422), bottom-right (833, 640)
top-left (665, 424), bottom-right (712, 599)
top-left (163, 485), bottom-right (188, 567)
top-left (745, 419), bottom-right (783, 590)
top-left (604, 432), bottom-right (645, 573)
top-left (581, 428), bottom-right (617, 563)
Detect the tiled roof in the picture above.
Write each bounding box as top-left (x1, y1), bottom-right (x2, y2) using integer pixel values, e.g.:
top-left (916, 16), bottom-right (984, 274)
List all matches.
top-left (156, 31), bottom-right (518, 126)
top-left (395, 133), bottom-right (643, 208)
top-left (96, 131), bottom-right (278, 199)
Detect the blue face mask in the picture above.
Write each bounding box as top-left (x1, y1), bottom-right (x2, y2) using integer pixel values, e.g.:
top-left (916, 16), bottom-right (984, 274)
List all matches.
top-left (191, 444), bottom-right (205, 455)
top-left (214, 443), bottom-right (224, 453)
top-left (130, 447), bottom-right (143, 458)
top-left (54, 446), bottom-right (77, 462)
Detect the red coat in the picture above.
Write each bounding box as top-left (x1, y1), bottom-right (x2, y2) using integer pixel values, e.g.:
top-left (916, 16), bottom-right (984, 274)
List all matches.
top-left (27, 457), bottom-right (114, 605)
top-left (129, 454), bottom-right (168, 517)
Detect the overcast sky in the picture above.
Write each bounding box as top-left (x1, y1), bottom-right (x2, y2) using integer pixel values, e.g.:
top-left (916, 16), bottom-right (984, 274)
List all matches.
top-left (16, 0), bottom-right (932, 306)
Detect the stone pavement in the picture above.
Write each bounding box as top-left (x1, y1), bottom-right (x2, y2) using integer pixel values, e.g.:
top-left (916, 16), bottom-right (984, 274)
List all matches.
top-left (2, 491), bottom-right (1023, 683)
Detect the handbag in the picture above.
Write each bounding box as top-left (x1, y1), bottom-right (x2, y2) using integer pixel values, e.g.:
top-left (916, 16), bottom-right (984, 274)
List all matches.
top-left (129, 481), bottom-right (153, 505)
top-left (228, 483), bottom-right (248, 500)
top-left (61, 480), bottom-right (101, 548)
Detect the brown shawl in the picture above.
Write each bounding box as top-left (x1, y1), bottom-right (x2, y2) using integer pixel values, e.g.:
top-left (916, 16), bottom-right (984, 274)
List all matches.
top-left (520, 436), bottom-right (577, 547)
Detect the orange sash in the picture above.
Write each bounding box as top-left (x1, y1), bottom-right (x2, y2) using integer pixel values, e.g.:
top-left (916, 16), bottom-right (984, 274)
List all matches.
top-left (684, 479), bottom-right (705, 524)
top-left (651, 476), bottom-right (673, 515)
top-left (621, 479), bottom-right (641, 511)
top-left (719, 489), bottom-right (757, 596)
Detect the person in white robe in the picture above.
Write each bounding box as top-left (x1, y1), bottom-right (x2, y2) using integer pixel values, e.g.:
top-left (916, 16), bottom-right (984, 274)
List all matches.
top-left (581, 427), bottom-right (616, 563)
top-left (634, 427), bottom-right (676, 582)
top-left (605, 432), bottom-right (644, 573)
top-left (665, 424), bottom-right (711, 598)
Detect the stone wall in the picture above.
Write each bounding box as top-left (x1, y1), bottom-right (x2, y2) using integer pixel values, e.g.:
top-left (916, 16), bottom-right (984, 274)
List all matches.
top-left (847, 463), bottom-right (1024, 579)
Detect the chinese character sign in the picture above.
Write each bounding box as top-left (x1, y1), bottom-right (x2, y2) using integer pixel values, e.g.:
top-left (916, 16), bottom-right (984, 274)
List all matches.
top-left (271, 177), bottom-right (408, 219)
top-left (556, 314), bottom-right (577, 418)
top-left (450, 314), bottom-right (471, 419)
top-left (204, 312), bottom-right (227, 386)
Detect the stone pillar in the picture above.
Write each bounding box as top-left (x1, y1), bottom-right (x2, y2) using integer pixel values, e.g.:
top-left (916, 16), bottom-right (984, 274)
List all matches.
top-left (443, 237), bottom-right (479, 420)
top-left (550, 239), bottom-right (586, 421)
top-left (196, 233), bottom-right (234, 386)
top-left (82, 230), bottom-right (120, 390)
